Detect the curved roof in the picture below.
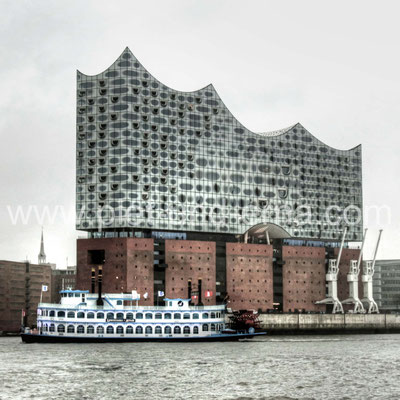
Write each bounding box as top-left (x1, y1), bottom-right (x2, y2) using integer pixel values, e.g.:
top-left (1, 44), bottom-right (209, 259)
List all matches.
top-left (78, 47), bottom-right (360, 152)
top-left (245, 223), bottom-right (292, 240)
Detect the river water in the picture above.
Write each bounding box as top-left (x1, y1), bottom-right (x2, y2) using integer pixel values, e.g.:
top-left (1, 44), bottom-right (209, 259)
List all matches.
top-left (0, 334), bottom-right (399, 400)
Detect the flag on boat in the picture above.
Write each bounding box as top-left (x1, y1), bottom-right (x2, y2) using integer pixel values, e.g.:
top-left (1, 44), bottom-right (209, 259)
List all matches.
top-left (143, 292), bottom-right (149, 299)
top-left (158, 291), bottom-right (164, 297)
top-left (42, 285), bottom-right (48, 292)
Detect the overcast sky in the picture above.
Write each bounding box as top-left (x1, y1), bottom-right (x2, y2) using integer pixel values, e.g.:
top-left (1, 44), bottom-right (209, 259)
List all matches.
top-left (0, 0), bottom-right (399, 267)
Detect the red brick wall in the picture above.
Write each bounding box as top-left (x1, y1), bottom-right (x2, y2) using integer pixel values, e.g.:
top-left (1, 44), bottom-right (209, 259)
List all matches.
top-left (165, 240), bottom-right (216, 305)
top-left (282, 246), bottom-right (326, 313)
top-left (76, 238), bottom-right (154, 305)
top-left (226, 243), bottom-right (273, 312)
top-left (333, 248), bottom-right (362, 310)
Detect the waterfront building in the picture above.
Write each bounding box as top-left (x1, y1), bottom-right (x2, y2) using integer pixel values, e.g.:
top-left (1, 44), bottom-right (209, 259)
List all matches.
top-left (372, 260), bottom-right (400, 311)
top-left (75, 48), bottom-right (363, 312)
top-left (51, 265), bottom-right (76, 303)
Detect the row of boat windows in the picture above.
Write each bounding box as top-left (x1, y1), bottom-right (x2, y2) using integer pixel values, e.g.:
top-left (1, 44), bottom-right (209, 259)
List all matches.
top-left (41, 323), bottom-right (222, 334)
top-left (42, 310), bottom-right (222, 320)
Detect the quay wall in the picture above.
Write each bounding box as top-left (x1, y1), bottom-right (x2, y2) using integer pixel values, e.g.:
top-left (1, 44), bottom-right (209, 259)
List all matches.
top-left (257, 314), bottom-right (400, 334)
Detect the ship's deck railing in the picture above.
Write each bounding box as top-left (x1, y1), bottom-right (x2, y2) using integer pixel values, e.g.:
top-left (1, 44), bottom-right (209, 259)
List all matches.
top-left (38, 303), bottom-right (225, 311)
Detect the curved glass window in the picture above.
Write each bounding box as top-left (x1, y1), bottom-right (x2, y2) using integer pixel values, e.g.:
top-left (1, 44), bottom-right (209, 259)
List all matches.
top-left (202, 324), bottom-right (209, 332)
top-left (136, 313), bottom-right (143, 319)
top-left (126, 313), bottom-right (134, 320)
top-left (67, 325), bottom-right (74, 333)
top-left (77, 325), bottom-right (85, 334)
top-left (67, 311), bottom-right (75, 318)
top-left (57, 311), bottom-right (65, 318)
top-left (155, 326), bottom-right (162, 334)
top-left (87, 312), bottom-right (95, 319)
top-left (193, 313), bottom-right (199, 320)
top-left (211, 324), bottom-right (216, 332)
top-left (145, 326), bottom-right (152, 334)
top-left (126, 326), bottom-right (133, 334)
top-left (106, 326), bottom-right (114, 334)
top-left (155, 313), bottom-right (162, 320)
top-left (97, 326), bottom-right (104, 334)
top-left (136, 326), bottom-right (143, 334)
top-left (164, 313), bottom-right (172, 319)
top-left (106, 312), bottom-right (114, 320)
top-left (57, 324), bottom-right (65, 333)
top-left (210, 312), bottom-right (216, 319)
top-left (49, 324), bottom-right (55, 332)
top-left (116, 313), bottom-right (124, 320)
top-left (174, 313), bottom-right (181, 319)
top-left (174, 326), bottom-right (181, 334)
top-left (203, 313), bottom-right (209, 319)
top-left (49, 310), bottom-right (55, 317)
top-left (77, 312), bottom-right (85, 319)
top-left (87, 325), bottom-right (94, 334)
top-left (183, 313), bottom-right (190, 320)
top-left (97, 312), bottom-right (104, 319)
top-left (183, 326), bottom-right (190, 334)
top-left (116, 326), bottom-right (124, 334)
top-left (193, 326), bottom-right (199, 334)
top-left (164, 326), bottom-right (172, 334)
top-left (145, 313), bottom-right (153, 319)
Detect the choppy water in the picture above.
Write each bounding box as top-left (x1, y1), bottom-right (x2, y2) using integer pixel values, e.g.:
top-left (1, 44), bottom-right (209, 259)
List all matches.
top-left (0, 335), bottom-right (399, 400)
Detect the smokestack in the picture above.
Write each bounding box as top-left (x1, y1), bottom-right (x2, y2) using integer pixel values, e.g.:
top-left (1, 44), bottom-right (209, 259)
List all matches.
top-left (198, 279), bottom-right (203, 306)
top-left (91, 267), bottom-right (96, 294)
top-left (97, 265), bottom-right (103, 306)
top-left (188, 280), bottom-right (192, 303)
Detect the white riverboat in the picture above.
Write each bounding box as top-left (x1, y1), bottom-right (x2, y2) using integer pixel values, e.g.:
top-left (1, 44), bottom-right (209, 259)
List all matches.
top-left (21, 290), bottom-right (265, 343)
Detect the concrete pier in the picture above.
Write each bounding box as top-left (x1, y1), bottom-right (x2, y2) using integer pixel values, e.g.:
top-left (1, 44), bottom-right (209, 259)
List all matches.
top-left (258, 314), bottom-right (400, 334)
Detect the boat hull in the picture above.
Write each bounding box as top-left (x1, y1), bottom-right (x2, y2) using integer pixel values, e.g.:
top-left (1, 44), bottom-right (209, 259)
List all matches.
top-left (21, 332), bottom-right (266, 343)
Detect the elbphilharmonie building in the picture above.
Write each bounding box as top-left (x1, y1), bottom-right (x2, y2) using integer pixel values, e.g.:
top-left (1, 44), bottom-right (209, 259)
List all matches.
top-left (76, 47), bottom-right (362, 242)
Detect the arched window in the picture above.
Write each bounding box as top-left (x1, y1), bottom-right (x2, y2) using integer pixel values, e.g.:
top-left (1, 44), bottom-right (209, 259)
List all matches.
top-left (97, 326), bottom-right (104, 334)
top-left (183, 313), bottom-right (190, 320)
top-left (57, 311), bottom-right (65, 318)
top-left (67, 311), bottom-right (75, 318)
top-left (126, 326), bottom-right (133, 334)
top-left (155, 313), bottom-right (162, 320)
top-left (67, 325), bottom-right (74, 333)
top-left (145, 313), bottom-right (153, 319)
top-left (116, 313), bottom-right (124, 320)
top-left (136, 313), bottom-right (143, 319)
top-left (43, 324), bottom-right (48, 332)
top-left (174, 326), bottom-right (181, 334)
top-left (203, 313), bottom-right (209, 319)
top-left (145, 326), bottom-right (152, 334)
top-left (183, 326), bottom-right (190, 334)
top-left (193, 313), bottom-right (199, 320)
top-left (174, 313), bottom-right (181, 320)
top-left (164, 326), bottom-right (172, 334)
top-left (87, 312), bottom-right (95, 319)
top-left (164, 313), bottom-right (172, 319)
top-left (77, 312), bottom-right (85, 319)
top-left (136, 326), bottom-right (143, 334)
top-left (210, 312), bottom-right (216, 319)
top-left (155, 326), bottom-right (162, 334)
top-left (49, 310), bottom-right (55, 317)
top-left (193, 326), bottom-right (199, 334)
top-left (211, 324), bottom-right (216, 331)
top-left (87, 325), bottom-right (94, 334)
top-left (116, 326), bottom-right (124, 334)
top-left (106, 326), bottom-right (114, 334)
top-left (77, 325), bottom-right (85, 334)
top-left (202, 324), bottom-right (209, 332)
top-left (97, 312), bottom-right (104, 319)
top-left (106, 312), bottom-right (114, 320)
top-left (126, 313), bottom-right (134, 320)
top-left (57, 324), bottom-right (65, 333)
top-left (49, 324), bottom-right (55, 332)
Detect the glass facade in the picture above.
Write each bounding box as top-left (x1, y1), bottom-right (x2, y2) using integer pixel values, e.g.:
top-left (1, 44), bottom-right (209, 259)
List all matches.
top-left (76, 48), bottom-right (363, 241)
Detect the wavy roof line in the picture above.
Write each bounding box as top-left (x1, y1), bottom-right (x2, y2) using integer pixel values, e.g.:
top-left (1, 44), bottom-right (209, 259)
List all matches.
top-left (78, 47), bottom-right (361, 152)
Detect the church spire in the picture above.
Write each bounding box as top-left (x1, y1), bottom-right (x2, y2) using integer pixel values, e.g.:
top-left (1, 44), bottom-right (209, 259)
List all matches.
top-left (38, 228), bottom-right (46, 264)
